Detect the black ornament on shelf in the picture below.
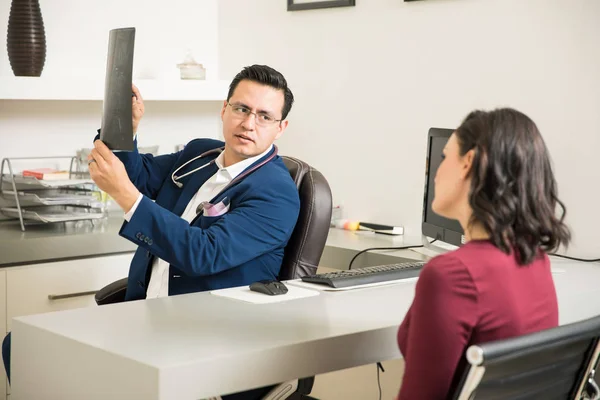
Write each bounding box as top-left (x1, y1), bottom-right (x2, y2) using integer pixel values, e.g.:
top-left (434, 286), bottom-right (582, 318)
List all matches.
top-left (7, 0), bottom-right (47, 77)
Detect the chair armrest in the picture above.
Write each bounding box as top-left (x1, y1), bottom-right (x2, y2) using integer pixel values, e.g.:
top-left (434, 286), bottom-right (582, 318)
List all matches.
top-left (95, 277), bottom-right (128, 305)
top-left (262, 377), bottom-right (314, 400)
top-left (262, 380), bottom-right (299, 400)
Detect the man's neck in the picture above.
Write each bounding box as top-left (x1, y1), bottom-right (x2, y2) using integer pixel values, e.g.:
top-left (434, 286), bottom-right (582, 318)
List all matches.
top-left (221, 145), bottom-right (273, 168)
top-left (222, 149), bottom-right (244, 168)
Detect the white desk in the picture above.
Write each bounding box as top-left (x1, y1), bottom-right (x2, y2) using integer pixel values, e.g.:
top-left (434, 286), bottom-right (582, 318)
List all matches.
top-left (9, 232), bottom-right (600, 400)
top-left (320, 228), bottom-right (429, 270)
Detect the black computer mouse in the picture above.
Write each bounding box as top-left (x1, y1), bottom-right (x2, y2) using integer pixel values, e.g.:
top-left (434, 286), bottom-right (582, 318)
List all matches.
top-left (249, 280), bottom-right (288, 296)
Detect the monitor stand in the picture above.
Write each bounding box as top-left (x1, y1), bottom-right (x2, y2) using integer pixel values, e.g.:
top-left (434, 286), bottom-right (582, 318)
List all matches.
top-left (409, 235), bottom-right (459, 259)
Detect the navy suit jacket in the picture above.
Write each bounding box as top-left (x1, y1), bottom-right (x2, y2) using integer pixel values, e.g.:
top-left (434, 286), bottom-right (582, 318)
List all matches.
top-left (103, 136), bottom-right (300, 301)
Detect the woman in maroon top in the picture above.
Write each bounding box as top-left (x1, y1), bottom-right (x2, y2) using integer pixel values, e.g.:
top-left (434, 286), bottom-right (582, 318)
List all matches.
top-left (396, 108), bottom-right (571, 400)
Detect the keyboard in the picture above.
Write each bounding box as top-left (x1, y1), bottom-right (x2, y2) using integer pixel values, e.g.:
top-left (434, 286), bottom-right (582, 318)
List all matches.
top-left (301, 261), bottom-right (426, 288)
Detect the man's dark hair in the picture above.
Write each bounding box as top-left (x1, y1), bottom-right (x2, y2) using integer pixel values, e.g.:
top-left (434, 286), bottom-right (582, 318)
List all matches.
top-left (456, 108), bottom-right (571, 265)
top-left (227, 65), bottom-right (294, 120)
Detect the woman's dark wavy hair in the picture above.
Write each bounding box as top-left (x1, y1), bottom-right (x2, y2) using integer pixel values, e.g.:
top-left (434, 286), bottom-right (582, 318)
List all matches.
top-left (455, 108), bottom-right (571, 265)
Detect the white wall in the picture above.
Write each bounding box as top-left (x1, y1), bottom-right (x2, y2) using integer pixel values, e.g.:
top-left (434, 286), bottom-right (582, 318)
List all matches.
top-left (219, 0), bottom-right (600, 257)
top-left (0, 0), bottom-right (219, 80)
top-left (0, 100), bottom-right (222, 166)
top-left (0, 0), bottom-right (223, 164)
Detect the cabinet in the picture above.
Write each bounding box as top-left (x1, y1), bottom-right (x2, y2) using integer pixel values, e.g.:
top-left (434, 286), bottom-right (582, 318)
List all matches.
top-left (5, 254), bottom-right (132, 331)
top-left (1, 253), bottom-right (132, 399)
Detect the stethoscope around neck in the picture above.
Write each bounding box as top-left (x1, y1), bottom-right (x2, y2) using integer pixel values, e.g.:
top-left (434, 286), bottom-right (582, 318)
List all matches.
top-left (171, 145), bottom-right (278, 189)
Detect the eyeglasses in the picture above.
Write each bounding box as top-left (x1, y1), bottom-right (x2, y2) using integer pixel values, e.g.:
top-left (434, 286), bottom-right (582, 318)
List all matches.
top-left (227, 103), bottom-right (282, 127)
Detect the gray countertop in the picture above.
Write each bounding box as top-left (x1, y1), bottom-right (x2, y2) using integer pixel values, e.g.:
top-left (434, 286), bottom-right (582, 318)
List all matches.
top-left (0, 214), bottom-right (423, 269)
top-left (0, 213), bottom-right (136, 267)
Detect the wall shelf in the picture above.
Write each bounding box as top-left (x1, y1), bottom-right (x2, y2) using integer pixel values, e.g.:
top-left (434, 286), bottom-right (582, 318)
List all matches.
top-left (0, 77), bottom-right (230, 101)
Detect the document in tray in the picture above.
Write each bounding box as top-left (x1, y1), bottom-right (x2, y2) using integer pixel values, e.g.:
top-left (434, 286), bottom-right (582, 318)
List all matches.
top-left (0, 208), bottom-right (105, 223)
top-left (2, 175), bottom-right (94, 188)
top-left (210, 284), bottom-right (319, 304)
top-left (2, 190), bottom-right (100, 206)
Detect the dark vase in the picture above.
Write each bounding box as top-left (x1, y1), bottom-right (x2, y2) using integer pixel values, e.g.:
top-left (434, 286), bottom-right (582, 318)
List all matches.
top-left (6, 0), bottom-right (46, 77)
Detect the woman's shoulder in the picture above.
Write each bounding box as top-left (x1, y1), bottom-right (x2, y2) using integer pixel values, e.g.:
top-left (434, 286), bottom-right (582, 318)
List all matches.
top-left (415, 249), bottom-right (480, 304)
top-left (421, 249), bottom-right (475, 288)
top-left (420, 241), bottom-right (508, 287)
top-left (424, 240), bottom-right (549, 286)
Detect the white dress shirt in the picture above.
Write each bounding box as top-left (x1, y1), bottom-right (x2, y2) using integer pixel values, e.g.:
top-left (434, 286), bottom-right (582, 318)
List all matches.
top-left (124, 145), bottom-right (274, 298)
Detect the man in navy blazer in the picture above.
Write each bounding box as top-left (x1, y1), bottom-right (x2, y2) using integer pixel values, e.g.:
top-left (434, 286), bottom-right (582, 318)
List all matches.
top-left (89, 65), bottom-right (301, 300)
top-left (2, 66), bottom-right (301, 395)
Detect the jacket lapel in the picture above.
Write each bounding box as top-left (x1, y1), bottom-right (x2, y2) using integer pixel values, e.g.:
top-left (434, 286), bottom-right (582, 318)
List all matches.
top-left (207, 146), bottom-right (278, 204)
top-left (172, 160), bottom-right (219, 217)
top-left (176, 146), bottom-right (277, 220)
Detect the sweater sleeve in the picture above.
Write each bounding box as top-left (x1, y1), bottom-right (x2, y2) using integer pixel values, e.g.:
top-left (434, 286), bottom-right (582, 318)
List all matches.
top-left (397, 255), bottom-right (479, 400)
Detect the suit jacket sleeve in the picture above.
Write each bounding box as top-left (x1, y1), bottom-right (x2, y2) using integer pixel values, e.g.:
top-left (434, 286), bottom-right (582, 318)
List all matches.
top-left (94, 132), bottom-right (178, 200)
top-left (118, 179), bottom-right (300, 277)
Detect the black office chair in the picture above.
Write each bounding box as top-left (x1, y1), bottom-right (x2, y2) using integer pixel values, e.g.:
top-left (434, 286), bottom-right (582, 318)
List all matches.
top-left (95, 156), bottom-right (333, 400)
top-left (450, 314), bottom-right (600, 400)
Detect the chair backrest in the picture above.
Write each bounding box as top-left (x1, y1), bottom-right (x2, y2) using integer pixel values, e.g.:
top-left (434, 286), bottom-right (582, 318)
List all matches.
top-left (279, 156), bottom-right (332, 280)
top-left (451, 314), bottom-right (600, 400)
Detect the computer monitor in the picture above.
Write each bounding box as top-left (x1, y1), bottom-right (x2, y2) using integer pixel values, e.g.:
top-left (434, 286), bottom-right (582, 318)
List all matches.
top-left (421, 128), bottom-right (465, 248)
top-left (100, 27), bottom-right (135, 151)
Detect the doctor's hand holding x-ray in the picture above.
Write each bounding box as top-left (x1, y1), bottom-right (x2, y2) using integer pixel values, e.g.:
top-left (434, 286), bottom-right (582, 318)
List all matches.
top-left (86, 84), bottom-right (145, 214)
